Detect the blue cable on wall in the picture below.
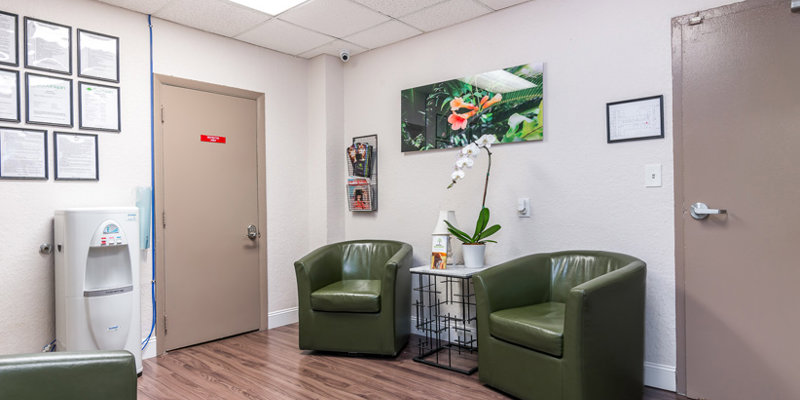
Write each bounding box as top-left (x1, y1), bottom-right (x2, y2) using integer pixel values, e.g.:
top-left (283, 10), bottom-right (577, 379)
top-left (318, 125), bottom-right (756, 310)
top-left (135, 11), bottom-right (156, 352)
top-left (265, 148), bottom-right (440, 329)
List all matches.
top-left (141, 13), bottom-right (156, 351)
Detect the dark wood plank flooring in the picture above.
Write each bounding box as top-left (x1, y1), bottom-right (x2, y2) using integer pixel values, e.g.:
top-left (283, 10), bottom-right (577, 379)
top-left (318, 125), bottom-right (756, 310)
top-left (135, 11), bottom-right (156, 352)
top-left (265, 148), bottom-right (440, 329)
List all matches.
top-left (137, 323), bottom-right (688, 399)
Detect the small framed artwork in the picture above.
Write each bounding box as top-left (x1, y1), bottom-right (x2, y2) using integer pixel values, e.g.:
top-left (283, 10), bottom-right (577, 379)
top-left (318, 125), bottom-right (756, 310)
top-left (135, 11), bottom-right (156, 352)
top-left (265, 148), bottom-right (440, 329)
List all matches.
top-left (24, 17), bottom-right (72, 75)
top-left (0, 127), bottom-right (48, 180)
top-left (78, 29), bottom-right (119, 83)
top-left (607, 95), bottom-right (664, 143)
top-left (54, 131), bottom-right (98, 181)
top-left (0, 11), bottom-right (18, 67)
top-left (26, 73), bottom-right (73, 127)
top-left (79, 81), bottom-right (120, 132)
top-left (0, 68), bottom-right (19, 122)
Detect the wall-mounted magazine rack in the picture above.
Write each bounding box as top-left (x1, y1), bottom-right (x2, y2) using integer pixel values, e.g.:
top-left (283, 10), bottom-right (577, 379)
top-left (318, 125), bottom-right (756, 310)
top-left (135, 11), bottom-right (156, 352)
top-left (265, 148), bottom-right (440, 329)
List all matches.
top-left (347, 134), bottom-right (377, 212)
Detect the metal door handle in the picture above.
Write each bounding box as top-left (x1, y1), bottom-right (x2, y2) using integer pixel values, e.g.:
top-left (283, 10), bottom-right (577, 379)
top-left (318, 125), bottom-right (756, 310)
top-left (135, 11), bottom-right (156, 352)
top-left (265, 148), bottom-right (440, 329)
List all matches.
top-left (690, 202), bottom-right (727, 220)
top-left (244, 224), bottom-right (260, 240)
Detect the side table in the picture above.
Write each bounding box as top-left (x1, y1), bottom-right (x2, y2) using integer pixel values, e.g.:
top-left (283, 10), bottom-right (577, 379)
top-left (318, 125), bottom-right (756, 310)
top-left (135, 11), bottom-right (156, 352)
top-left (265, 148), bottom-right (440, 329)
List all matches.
top-left (409, 264), bottom-right (492, 375)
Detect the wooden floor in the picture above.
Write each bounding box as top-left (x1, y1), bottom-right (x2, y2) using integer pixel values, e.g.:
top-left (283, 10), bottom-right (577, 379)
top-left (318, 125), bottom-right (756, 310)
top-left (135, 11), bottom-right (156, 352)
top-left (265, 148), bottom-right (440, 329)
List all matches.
top-left (138, 323), bottom-right (688, 399)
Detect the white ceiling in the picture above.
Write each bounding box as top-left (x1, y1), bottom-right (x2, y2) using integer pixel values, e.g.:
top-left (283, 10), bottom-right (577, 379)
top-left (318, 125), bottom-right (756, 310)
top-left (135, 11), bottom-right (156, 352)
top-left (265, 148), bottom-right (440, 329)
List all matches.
top-left (96, 0), bottom-right (532, 59)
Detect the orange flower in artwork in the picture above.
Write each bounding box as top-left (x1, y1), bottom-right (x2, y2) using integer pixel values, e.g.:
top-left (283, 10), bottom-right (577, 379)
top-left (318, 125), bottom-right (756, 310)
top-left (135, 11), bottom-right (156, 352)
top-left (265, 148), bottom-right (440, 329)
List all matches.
top-left (450, 97), bottom-right (478, 112)
top-left (448, 112), bottom-right (469, 130)
top-left (482, 93), bottom-right (502, 109)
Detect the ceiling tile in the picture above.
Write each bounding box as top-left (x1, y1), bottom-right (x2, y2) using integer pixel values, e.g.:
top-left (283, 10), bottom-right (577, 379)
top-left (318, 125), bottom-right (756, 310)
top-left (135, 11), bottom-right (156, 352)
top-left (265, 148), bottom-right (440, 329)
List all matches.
top-left (96, 0), bottom-right (171, 14)
top-left (235, 19), bottom-right (335, 56)
top-left (477, 0), bottom-right (531, 10)
top-left (344, 20), bottom-right (421, 50)
top-left (400, 0), bottom-right (491, 32)
top-left (279, 0), bottom-right (390, 38)
top-left (154, 0), bottom-right (271, 37)
top-left (299, 39), bottom-right (366, 59)
top-left (350, 0), bottom-right (447, 18)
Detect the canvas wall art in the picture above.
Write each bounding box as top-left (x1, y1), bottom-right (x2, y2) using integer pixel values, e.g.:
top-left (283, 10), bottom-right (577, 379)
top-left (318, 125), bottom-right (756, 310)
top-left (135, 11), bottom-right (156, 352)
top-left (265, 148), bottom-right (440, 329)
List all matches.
top-left (401, 63), bottom-right (543, 152)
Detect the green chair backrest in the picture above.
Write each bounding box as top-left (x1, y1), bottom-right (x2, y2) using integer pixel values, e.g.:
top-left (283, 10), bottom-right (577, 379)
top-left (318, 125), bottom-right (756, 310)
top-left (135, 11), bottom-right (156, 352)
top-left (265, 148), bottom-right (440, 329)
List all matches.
top-left (548, 252), bottom-right (639, 303)
top-left (340, 241), bottom-right (404, 280)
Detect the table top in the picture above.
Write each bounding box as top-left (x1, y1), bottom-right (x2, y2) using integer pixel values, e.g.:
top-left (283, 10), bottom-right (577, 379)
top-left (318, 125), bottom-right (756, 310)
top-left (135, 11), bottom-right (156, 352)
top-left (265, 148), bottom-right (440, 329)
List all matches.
top-left (410, 264), bottom-right (493, 278)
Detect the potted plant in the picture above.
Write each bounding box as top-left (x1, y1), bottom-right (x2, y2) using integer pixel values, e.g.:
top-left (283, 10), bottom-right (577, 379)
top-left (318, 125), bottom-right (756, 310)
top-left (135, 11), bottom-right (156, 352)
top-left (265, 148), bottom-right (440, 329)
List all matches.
top-left (445, 133), bottom-right (501, 268)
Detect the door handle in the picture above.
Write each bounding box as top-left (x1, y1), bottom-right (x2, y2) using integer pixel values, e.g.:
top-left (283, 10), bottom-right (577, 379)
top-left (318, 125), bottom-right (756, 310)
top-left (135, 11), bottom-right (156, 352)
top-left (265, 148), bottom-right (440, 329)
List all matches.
top-left (244, 224), bottom-right (260, 240)
top-left (690, 202), bottom-right (727, 220)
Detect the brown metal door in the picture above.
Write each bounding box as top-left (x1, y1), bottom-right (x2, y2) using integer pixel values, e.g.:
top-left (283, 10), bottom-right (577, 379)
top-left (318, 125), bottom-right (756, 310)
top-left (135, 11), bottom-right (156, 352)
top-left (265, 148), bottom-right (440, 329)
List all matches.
top-left (161, 84), bottom-right (260, 350)
top-left (675, 1), bottom-right (800, 398)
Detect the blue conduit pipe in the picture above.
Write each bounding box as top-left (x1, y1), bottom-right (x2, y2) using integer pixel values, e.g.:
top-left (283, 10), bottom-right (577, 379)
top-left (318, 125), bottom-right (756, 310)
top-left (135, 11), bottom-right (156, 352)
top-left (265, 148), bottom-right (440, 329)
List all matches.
top-left (141, 14), bottom-right (156, 351)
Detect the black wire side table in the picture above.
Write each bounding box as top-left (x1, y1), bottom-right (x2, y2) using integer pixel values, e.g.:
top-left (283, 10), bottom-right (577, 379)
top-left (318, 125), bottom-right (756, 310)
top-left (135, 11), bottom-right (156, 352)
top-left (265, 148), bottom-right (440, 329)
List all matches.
top-left (410, 264), bottom-right (492, 375)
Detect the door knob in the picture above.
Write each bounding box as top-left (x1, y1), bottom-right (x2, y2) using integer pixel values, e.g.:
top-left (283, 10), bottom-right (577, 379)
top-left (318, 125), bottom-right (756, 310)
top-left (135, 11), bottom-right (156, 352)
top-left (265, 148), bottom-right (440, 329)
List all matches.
top-left (244, 224), bottom-right (260, 240)
top-left (690, 202), bottom-right (727, 220)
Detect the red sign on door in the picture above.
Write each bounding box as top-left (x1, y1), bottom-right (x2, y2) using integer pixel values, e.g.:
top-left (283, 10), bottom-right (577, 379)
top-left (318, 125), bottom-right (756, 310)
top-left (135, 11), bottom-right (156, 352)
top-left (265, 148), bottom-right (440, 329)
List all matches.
top-left (200, 135), bottom-right (226, 144)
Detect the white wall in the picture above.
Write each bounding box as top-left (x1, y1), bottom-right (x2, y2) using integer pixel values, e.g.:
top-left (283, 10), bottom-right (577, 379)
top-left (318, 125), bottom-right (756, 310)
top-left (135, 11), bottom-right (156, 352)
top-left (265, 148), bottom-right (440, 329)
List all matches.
top-left (0, 0), bottom-right (310, 353)
top-left (342, 0), bottom-right (737, 389)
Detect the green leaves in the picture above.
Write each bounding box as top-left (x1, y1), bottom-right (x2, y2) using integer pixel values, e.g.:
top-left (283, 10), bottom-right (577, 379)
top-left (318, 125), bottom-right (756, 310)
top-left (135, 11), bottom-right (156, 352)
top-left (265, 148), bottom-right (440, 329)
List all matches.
top-left (445, 207), bottom-right (502, 244)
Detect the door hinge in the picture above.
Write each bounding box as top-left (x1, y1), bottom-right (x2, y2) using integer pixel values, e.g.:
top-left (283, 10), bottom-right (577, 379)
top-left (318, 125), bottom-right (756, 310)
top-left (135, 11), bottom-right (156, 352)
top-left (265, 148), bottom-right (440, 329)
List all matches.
top-left (689, 13), bottom-right (704, 25)
top-left (164, 315), bottom-right (168, 335)
top-left (162, 211), bottom-right (166, 228)
top-left (161, 106), bottom-right (165, 123)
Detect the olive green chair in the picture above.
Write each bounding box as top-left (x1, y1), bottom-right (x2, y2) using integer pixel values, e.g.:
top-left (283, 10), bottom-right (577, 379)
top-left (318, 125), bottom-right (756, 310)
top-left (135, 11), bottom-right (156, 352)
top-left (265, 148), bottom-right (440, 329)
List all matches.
top-left (0, 350), bottom-right (137, 399)
top-left (294, 240), bottom-right (413, 356)
top-left (473, 251), bottom-right (646, 400)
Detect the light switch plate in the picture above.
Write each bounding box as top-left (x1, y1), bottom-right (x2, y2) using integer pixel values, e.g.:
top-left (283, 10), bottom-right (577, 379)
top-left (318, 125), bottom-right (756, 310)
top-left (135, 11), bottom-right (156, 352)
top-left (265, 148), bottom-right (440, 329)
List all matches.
top-left (645, 164), bottom-right (662, 187)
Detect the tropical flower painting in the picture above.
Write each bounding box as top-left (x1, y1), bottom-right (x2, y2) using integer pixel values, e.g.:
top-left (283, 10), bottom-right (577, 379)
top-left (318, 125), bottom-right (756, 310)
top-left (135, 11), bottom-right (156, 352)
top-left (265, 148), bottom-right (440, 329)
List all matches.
top-left (401, 63), bottom-right (543, 152)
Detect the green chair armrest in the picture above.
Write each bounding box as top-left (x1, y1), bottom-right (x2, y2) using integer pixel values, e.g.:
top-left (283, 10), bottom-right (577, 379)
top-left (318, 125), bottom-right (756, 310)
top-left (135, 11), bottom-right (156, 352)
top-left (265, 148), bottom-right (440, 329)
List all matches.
top-left (0, 351), bottom-right (136, 400)
top-left (294, 244), bottom-right (343, 295)
top-left (380, 243), bottom-right (413, 311)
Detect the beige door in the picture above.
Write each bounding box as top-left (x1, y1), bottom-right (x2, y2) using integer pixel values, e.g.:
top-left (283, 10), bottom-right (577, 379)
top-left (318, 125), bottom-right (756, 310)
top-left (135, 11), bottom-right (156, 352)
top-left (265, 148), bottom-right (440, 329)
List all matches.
top-left (674, 1), bottom-right (800, 398)
top-left (160, 84), bottom-right (260, 350)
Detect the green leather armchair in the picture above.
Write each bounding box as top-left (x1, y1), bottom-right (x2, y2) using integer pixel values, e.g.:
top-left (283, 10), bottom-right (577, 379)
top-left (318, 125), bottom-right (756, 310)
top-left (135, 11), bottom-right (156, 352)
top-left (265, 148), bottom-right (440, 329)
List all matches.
top-left (0, 350), bottom-right (137, 399)
top-left (473, 251), bottom-right (646, 400)
top-left (294, 240), bottom-right (413, 356)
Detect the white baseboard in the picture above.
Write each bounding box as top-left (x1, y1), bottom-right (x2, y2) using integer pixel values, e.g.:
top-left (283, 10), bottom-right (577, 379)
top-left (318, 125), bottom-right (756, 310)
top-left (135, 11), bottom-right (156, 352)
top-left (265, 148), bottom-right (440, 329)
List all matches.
top-left (141, 337), bottom-right (157, 360)
top-left (644, 362), bottom-right (676, 392)
top-left (268, 307), bottom-right (299, 329)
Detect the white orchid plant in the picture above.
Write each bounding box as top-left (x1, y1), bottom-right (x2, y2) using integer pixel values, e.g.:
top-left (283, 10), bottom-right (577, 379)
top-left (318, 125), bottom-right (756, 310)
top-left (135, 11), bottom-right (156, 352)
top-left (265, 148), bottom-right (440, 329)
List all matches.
top-left (445, 134), bottom-right (502, 245)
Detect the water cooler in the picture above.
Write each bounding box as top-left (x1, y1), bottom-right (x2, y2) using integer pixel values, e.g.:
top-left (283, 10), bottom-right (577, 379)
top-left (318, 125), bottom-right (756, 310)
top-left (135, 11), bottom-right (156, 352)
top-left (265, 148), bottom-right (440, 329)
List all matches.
top-left (54, 207), bottom-right (142, 374)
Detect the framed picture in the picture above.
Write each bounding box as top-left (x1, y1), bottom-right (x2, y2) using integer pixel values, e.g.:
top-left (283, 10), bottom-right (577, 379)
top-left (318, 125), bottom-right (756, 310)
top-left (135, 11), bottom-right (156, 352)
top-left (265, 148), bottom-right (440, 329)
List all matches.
top-left (54, 131), bottom-right (98, 181)
top-left (78, 29), bottom-right (119, 82)
top-left (24, 17), bottom-right (71, 75)
top-left (0, 11), bottom-right (18, 67)
top-left (401, 63), bottom-right (544, 152)
top-left (79, 81), bottom-right (120, 132)
top-left (0, 68), bottom-right (19, 122)
top-left (26, 73), bottom-right (73, 127)
top-left (606, 95), bottom-right (664, 143)
top-left (0, 127), bottom-right (48, 179)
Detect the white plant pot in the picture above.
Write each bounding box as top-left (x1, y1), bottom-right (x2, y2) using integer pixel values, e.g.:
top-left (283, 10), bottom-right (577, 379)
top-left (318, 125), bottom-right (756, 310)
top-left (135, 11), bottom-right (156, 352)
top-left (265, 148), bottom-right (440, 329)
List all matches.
top-left (462, 243), bottom-right (486, 269)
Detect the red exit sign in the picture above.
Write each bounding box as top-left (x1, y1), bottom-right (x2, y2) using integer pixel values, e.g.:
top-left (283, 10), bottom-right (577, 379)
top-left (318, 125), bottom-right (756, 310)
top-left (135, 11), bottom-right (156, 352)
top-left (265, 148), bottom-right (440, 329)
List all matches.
top-left (200, 135), bottom-right (226, 144)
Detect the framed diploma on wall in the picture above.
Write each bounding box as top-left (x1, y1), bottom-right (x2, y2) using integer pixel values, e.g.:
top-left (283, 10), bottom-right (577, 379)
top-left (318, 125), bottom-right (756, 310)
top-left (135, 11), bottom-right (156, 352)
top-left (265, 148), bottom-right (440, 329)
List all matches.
top-left (78, 29), bottom-right (119, 83)
top-left (0, 11), bottom-right (18, 67)
top-left (26, 73), bottom-right (73, 127)
top-left (0, 127), bottom-right (48, 179)
top-left (54, 131), bottom-right (98, 181)
top-left (24, 17), bottom-right (71, 75)
top-left (0, 68), bottom-right (19, 122)
top-left (79, 81), bottom-right (120, 132)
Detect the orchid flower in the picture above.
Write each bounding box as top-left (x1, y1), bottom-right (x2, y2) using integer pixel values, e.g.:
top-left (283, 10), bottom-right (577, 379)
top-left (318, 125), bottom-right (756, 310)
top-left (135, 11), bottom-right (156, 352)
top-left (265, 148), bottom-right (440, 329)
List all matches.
top-left (455, 157), bottom-right (474, 169)
top-left (461, 143), bottom-right (480, 158)
top-left (476, 134), bottom-right (497, 149)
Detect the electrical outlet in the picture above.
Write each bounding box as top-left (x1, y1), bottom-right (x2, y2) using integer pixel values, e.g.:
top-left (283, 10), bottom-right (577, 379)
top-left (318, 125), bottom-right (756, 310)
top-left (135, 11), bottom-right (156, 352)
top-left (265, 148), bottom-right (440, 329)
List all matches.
top-left (645, 164), bottom-right (662, 187)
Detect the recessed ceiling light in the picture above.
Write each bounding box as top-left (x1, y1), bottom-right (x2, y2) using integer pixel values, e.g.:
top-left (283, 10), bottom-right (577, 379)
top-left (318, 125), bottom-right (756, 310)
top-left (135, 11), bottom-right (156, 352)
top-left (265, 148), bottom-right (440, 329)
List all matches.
top-left (229, 0), bottom-right (306, 16)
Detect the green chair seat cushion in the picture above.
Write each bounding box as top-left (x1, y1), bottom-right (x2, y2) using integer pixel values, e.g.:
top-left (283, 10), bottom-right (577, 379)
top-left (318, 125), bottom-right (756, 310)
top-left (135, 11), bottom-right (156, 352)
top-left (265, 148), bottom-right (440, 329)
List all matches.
top-left (489, 302), bottom-right (565, 357)
top-left (311, 280), bottom-right (381, 313)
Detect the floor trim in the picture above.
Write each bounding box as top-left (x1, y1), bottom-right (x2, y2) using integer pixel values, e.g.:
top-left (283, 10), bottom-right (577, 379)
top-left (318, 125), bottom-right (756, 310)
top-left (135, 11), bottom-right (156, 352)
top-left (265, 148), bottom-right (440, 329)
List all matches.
top-left (268, 307), bottom-right (299, 329)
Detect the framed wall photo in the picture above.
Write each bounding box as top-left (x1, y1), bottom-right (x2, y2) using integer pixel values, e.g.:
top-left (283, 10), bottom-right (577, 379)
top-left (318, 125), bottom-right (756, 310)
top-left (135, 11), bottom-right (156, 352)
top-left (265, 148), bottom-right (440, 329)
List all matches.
top-left (26, 73), bottom-right (73, 127)
top-left (0, 127), bottom-right (48, 179)
top-left (54, 131), bottom-right (98, 181)
top-left (79, 81), bottom-right (120, 132)
top-left (607, 95), bottom-right (664, 143)
top-left (0, 11), bottom-right (18, 67)
top-left (24, 17), bottom-right (71, 75)
top-left (78, 29), bottom-right (119, 83)
top-left (0, 68), bottom-right (19, 122)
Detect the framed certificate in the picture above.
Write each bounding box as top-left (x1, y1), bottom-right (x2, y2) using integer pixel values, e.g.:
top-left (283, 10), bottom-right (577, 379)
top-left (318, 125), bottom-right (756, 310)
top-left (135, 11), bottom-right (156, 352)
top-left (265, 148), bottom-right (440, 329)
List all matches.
top-left (26, 73), bottom-right (73, 127)
top-left (0, 11), bottom-right (18, 67)
top-left (607, 95), bottom-right (664, 143)
top-left (54, 131), bottom-right (98, 180)
top-left (79, 81), bottom-right (120, 132)
top-left (78, 29), bottom-right (119, 83)
top-left (0, 127), bottom-right (48, 179)
top-left (0, 68), bottom-right (19, 122)
top-left (24, 17), bottom-right (71, 75)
